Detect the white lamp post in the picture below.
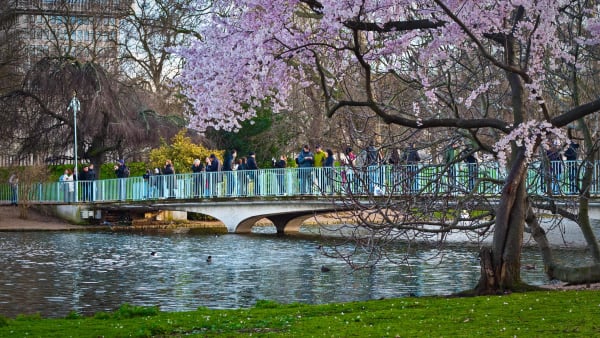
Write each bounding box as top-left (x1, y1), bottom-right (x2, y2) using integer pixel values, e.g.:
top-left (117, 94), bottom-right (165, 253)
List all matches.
top-left (68, 91), bottom-right (80, 203)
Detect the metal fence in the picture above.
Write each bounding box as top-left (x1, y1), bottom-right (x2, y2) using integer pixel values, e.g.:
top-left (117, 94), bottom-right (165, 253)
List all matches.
top-left (0, 161), bottom-right (595, 204)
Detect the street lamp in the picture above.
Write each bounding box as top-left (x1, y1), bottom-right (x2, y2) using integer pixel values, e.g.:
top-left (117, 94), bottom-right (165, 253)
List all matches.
top-left (68, 91), bottom-right (80, 202)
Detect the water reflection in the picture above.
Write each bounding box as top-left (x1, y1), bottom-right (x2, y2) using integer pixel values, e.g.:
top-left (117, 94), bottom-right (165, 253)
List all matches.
top-left (0, 228), bottom-right (579, 318)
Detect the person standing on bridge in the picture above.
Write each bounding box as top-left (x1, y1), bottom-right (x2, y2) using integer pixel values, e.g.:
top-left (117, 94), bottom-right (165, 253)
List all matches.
top-left (151, 167), bottom-right (162, 199)
top-left (79, 165), bottom-right (93, 201)
top-left (237, 157), bottom-right (248, 196)
top-left (8, 172), bottom-right (18, 206)
top-left (191, 158), bottom-right (204, 198)
top-left (365, 142), bottom-right (384, 194)
top-left (402, 143), bottom-right (421, 193)
top-left (565, 140), bottom-right (579, 195)
top-left (546, 145), bottom-right (563, 195)
top-left (313, 145), bottom-right (326, 189)
top-left (59, 169), bottom-right (75, 203)
top-left (143, 169), bottom-right (152, 199)
top-left (246, 152), bottom-right (259, 196)
top-left (206, 154), bottom-right (221, 197)
top-left (88, 164), bottom-right (97, 201)
top-left (297, 144), bottom-right (314, 195)
top-left (342, 147), bottom-right (357, 194)
top-left (163, 160), bottom-right (177, 198)
top-left (274, 154), bottom-right (287, 195)
top-left (223, 149), bottom-right (237, 197)
top-left (115, 159), bottom-right (129, 201)
top-left (463, 147), bottom-right (478, 192)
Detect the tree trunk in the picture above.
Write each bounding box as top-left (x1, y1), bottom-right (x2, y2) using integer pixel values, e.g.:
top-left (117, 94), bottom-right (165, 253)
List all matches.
top-left (476, 150), bottom-right (528, 294)
top-left (576, 156), bottom-right (600, 262)
top-left (526, 158), bottom-right (600, 284)
top-left (528, 205), bottom-right (600, 283)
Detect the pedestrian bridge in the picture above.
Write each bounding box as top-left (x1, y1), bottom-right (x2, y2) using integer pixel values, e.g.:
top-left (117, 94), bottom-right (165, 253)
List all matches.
top-left (112, 198), bottom-right (351, 233)
top-left (3, 162), bottom-right (599, 233)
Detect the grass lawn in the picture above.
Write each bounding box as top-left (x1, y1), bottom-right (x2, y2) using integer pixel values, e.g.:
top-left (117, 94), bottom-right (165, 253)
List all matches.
top-left (1, 290), bottom-right (599, 337)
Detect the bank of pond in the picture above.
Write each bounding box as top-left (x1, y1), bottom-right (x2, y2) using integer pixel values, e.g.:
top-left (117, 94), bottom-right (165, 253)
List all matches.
top-left (1, 290), bottom-right (598, 337)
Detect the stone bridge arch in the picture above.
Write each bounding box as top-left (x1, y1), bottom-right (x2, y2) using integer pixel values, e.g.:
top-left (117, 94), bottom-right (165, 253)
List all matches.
top-left (156, 199), bottom-right (348, 234)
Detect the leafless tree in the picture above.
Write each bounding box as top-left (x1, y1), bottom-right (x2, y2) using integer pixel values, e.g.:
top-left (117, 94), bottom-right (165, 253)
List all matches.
top-left (0, 57), bottom-right (184, 173)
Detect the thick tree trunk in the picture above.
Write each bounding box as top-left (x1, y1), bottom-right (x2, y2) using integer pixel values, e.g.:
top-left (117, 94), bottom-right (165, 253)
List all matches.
top-left (476, 150), bottom-right (528, 294)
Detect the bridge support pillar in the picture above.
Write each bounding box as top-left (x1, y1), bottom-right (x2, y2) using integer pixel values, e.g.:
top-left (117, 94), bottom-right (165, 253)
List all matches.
top-left (266, 213), bottom-right (315, 235)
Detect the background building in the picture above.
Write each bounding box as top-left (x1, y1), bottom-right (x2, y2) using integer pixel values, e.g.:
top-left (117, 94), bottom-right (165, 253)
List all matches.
top-left (1, 0), bottom-right (130, 80)
top-left (0, 0), bottom-right (131, 166)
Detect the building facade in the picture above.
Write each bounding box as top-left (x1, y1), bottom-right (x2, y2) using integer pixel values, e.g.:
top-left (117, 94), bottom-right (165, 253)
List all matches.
top-left (1, 0), bottom-right (130, 76)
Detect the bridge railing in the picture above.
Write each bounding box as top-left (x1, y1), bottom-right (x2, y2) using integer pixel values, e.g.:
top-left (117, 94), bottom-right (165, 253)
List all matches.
top-left (0, 160), bottom-right (596, 204)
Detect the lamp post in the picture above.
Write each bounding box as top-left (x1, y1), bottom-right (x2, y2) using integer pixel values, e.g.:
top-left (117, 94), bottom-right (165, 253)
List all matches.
top-left (68, 91), bottom-right (80, 202)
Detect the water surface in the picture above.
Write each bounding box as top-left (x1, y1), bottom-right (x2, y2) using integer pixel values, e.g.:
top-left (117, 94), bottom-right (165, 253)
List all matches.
top-left (0, 228), bottom-right (579, 318)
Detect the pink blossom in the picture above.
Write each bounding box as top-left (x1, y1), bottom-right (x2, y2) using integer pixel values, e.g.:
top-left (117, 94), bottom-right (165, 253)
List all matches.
top-left (172, 0), bottom-right (599, 146)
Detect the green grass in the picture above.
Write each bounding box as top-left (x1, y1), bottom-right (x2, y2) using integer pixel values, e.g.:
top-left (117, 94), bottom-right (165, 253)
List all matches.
top-left (1, 292), bottom-right (599, 337)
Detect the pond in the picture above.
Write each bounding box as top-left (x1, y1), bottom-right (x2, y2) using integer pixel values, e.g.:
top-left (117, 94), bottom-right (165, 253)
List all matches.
top-left (0, 227), bottom-right (585, 318)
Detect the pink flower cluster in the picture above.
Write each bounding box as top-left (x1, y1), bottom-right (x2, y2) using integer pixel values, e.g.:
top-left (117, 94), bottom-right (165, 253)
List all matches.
top-left (172, 0), bottom-right (592, 133)
top-left (493, 121), bottom-right (569, 169)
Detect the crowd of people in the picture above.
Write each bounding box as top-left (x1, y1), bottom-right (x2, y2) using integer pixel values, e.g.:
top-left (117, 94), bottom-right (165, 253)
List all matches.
top-left (57, 164), bottom-right (98, 202)
top-left (14, 142), bottom-right (482, 203)
top-left (7, 138), bottom-right (583, 203)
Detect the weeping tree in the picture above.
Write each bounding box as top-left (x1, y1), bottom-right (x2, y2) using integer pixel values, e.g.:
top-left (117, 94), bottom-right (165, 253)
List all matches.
top-left (174, 0), bottom-right (600, 293)
top-left (0, 56), bottom-right (185, 171)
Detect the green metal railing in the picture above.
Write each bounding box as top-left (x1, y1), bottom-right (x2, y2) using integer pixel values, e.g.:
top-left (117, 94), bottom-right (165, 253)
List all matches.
top-left (0, 161), bottom-right (593, 204)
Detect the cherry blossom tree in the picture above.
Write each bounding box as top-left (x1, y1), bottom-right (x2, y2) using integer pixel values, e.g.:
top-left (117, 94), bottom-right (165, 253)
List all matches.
top-left (174, 0), bottom-right (600, 293)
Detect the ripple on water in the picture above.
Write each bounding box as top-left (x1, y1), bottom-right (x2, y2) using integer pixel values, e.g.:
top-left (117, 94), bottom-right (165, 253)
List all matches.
top-left (0, 231), bottom-right (591, 318)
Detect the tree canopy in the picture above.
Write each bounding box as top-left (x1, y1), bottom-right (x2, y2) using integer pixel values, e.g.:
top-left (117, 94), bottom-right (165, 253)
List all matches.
top-left (174, 0), bottom-right (600, 136)
top-left (174, 1), bottom-right (600, 293)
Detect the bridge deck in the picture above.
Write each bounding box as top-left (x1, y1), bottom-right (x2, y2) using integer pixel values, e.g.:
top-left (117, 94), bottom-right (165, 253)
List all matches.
top-left (2, 162), bottom-right (596, 232)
